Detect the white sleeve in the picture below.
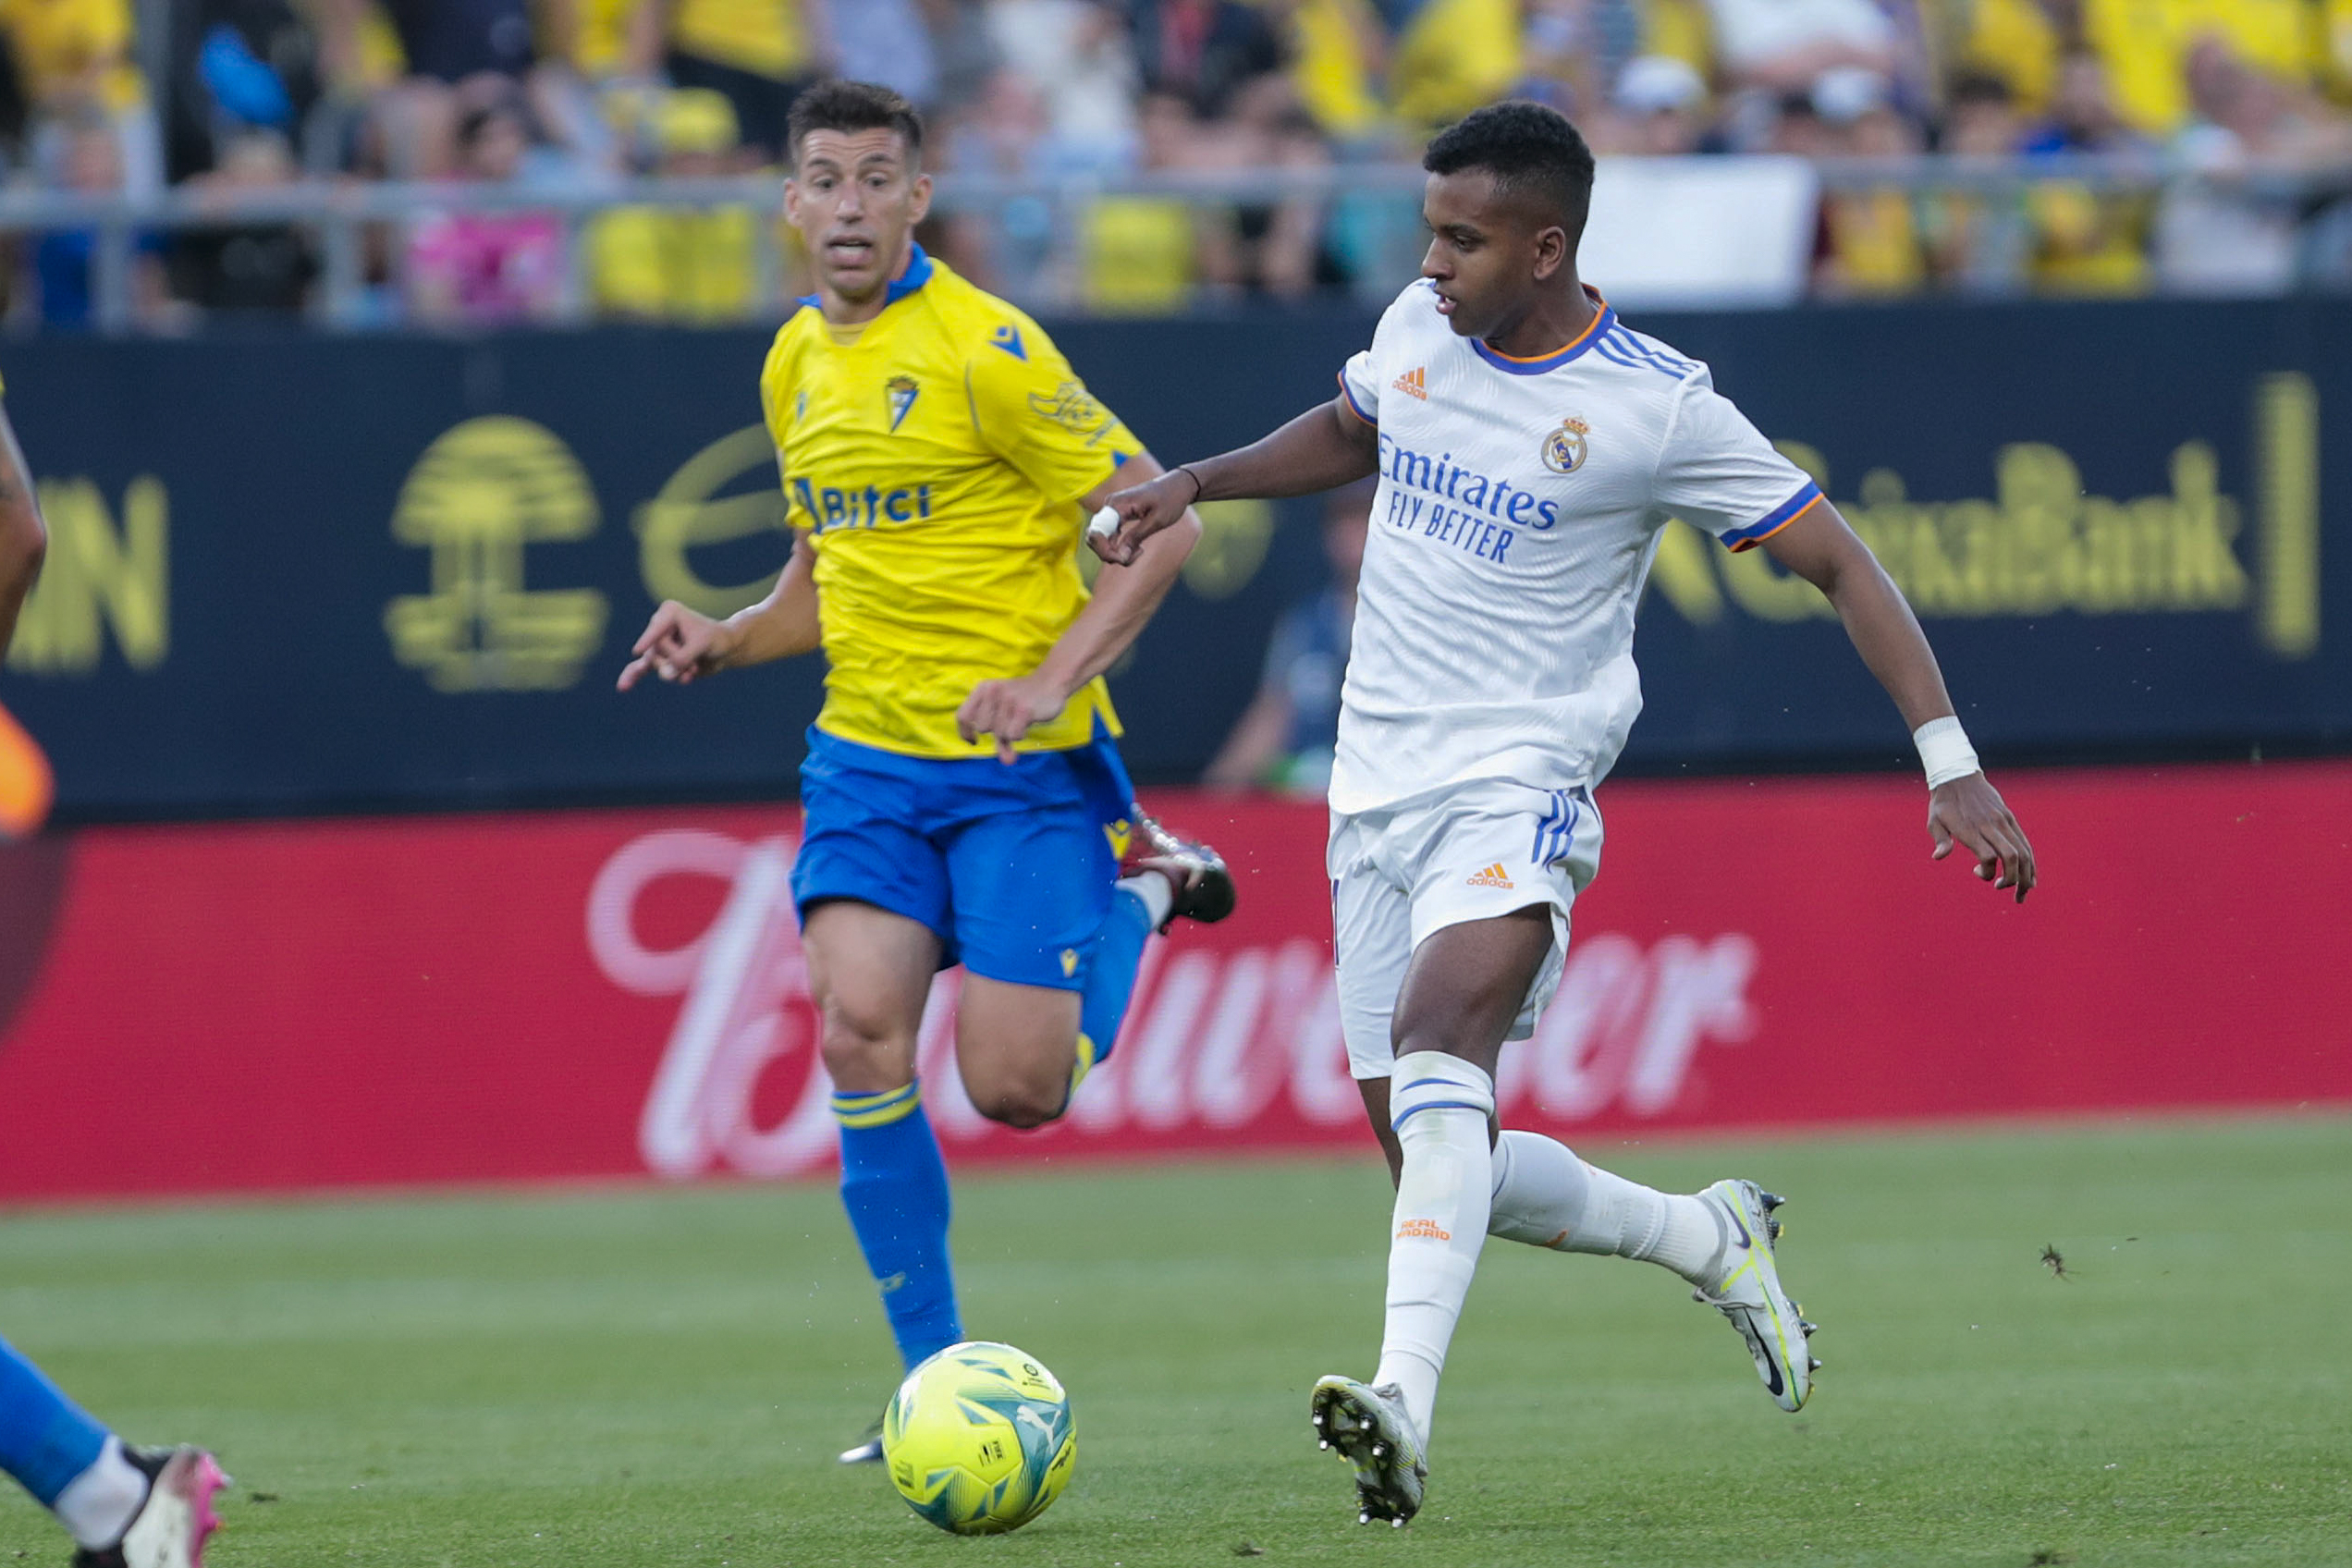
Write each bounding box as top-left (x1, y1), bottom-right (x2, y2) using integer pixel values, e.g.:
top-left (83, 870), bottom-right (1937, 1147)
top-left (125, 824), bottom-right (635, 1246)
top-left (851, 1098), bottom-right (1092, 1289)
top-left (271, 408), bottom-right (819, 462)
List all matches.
top-left (1338, 349), bottom-right (1381, 427)
top-left (1337, 281), bottom-right (1428, 428)
top-left (1653, 375), bottom-right (1821, 551)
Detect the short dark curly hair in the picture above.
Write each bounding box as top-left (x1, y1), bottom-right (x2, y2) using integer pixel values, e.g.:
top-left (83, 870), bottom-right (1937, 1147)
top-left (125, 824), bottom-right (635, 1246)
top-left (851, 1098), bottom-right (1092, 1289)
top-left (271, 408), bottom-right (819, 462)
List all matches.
top-left (1423, 101), bottom-right (1597, 237)
top-left (787, 80), bottom-right (925, 165)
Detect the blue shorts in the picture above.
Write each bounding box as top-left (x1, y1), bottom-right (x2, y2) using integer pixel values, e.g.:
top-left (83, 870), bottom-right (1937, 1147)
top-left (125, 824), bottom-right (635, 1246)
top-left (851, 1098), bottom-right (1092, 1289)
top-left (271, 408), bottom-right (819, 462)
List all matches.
top-left (791, 725), bottom-right (1136, 992)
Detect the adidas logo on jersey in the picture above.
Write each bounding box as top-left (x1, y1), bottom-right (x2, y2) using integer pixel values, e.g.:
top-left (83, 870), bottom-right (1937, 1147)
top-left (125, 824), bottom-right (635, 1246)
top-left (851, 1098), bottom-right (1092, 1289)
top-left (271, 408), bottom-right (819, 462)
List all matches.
top-left (1465, 863), bottom-right (1514, 888)
top-left (1392, 366), bottom-right (1428, 399)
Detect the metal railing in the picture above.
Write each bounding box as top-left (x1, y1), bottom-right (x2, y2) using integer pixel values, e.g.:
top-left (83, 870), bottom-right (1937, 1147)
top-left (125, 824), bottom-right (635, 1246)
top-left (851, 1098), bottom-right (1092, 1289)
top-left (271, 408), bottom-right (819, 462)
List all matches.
top-left (4, 153), bottom-right (2348, 334)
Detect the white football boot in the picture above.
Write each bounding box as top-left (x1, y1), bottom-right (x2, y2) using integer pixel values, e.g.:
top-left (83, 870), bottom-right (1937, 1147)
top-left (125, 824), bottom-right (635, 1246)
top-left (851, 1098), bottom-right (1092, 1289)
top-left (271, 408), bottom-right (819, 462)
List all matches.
top-left (71, 1446), bottom-right (227, 1568)
top-left (1308, 1376), bottom-right (1427, 1526)
top-left (1691, 1179), bottom-right (1819, 1412)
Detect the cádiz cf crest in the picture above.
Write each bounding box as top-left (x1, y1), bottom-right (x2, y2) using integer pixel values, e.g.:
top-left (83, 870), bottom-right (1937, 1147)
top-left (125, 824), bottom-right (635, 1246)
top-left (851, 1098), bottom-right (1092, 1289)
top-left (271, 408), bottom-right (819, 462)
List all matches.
top-left (886, 375), bottom-right (920, 432)
top-left (1542, 417), bottom-right (1590, 475)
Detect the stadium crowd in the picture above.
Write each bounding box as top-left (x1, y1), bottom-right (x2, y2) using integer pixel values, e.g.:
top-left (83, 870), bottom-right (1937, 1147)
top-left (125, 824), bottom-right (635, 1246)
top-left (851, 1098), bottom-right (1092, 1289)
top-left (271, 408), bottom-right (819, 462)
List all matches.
top-left (1, 0), bottom-right (2350, 329)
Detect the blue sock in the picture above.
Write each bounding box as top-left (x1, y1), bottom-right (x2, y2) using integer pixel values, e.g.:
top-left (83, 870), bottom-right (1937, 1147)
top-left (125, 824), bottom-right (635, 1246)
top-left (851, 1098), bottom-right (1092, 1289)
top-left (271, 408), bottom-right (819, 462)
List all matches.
top-left (0, 1336), bottom-right (109, 1509)
top-left (1073, 884), bottom-right (1156, 1086)
top-left (834, 1084), bottom-right (962, 1372)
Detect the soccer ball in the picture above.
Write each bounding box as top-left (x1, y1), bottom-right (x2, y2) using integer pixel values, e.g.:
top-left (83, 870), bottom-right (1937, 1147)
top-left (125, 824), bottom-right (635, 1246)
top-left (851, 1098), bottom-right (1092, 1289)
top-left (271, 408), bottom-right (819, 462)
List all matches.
top-left (882, 1341), bottom-right (1077, 1536)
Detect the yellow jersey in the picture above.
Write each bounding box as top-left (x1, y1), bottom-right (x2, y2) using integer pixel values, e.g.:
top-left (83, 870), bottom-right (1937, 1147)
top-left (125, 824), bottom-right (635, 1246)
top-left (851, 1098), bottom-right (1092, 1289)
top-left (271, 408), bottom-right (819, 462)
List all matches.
top-left (2084, 0), bottom-right (2321, 133)
top-left (760, 247), bottom-right (1141, 760)
top-left (0, 0), bottom-right (143, 110)
top-left (669, 0), bottom-right (809, 81)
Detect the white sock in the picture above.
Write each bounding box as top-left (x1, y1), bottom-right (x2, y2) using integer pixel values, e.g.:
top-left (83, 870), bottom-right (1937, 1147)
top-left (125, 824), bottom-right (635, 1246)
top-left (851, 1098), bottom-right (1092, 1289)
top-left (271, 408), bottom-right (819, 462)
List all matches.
top-left (1370, 1052), bottom-right (1496, 1448)
top-left (1118, 873), bottom-right (1173, 929)
top-left (54, 1436), bottom-right (146, 1550)
top-left (1488, 1133), bottom-right (1728, 1287)
top-left (1486, 1129), bottom-right (1593, 1247)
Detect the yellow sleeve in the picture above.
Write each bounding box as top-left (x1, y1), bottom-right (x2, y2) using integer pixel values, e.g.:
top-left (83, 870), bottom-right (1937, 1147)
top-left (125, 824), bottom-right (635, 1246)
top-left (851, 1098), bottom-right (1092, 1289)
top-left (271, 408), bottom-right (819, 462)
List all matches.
top-left (963, 318), bottom-right (1139, 508)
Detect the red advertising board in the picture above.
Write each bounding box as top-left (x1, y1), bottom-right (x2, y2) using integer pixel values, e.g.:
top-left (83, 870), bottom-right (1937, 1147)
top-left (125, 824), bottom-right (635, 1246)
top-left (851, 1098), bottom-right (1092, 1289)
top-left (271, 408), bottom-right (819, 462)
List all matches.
top-left (1, 763), bottom-right (2346, 1203)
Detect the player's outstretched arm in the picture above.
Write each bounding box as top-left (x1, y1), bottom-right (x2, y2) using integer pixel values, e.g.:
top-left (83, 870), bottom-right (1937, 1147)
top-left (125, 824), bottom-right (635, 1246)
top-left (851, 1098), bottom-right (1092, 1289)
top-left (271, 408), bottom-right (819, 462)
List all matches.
top-left (618, 529), bottom-right (821, 691)
top-left (958, 453), bottom-right (1204, 763)
top-left (0, 404), bottom-right (46, 659)
top-left (1764, 503), bottom-right (2038, 902)
top-left (1091, 395), bottom-right (1378, 566)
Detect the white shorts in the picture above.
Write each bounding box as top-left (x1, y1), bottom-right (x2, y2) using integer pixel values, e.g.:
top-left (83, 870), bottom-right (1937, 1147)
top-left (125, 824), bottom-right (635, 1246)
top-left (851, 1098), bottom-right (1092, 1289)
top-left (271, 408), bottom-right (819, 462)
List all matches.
top-left (1329, 778), bottom-right (1603, 1082)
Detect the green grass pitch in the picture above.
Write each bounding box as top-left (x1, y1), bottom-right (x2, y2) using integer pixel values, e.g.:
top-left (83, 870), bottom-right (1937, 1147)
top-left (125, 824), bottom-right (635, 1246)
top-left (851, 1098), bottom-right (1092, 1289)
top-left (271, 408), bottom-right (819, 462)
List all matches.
top-left (3, 1117), bottom-right (2346, 1566)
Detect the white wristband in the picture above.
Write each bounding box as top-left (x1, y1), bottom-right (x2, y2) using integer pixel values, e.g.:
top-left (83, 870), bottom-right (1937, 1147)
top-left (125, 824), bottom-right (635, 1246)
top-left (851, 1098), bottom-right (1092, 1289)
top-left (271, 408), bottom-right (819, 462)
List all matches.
top-left (1913, 716), bottom-right (1980, 789)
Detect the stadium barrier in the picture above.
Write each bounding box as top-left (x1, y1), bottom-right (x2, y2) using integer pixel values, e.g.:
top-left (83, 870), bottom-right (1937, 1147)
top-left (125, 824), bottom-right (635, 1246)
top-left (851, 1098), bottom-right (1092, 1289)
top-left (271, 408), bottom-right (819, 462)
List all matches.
top-left (0, 153), bottom-right (2337, 330)
top-left (2, 763), bottom-right (2345, 1203)
top-left (0, 295), bottom-right (2346, 819)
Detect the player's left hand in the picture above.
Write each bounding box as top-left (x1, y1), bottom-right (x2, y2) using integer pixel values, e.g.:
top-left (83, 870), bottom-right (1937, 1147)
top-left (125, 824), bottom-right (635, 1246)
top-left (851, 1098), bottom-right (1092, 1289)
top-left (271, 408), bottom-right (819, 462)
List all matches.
top-left (1929, 772), bottom-right (2037, 903)
top-left (958, 674), bottom-right (1071, 765)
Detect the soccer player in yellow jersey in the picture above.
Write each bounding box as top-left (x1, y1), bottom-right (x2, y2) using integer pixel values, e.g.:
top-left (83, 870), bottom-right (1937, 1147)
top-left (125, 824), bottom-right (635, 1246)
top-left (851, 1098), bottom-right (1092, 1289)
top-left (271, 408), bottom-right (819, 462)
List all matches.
top-left (0, 384), bottom-right (227, 1567)
top-left (618, 80), bottom-right (1235, 1460)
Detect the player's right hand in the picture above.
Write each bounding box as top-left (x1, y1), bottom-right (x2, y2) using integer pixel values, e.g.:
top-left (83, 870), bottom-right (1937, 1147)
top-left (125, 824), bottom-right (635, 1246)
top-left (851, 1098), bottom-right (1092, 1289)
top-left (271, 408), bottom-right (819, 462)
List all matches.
top-left (1091, 469), bottom-right (1198, 567)
top-left (618, 601), bottom-right (734, 691)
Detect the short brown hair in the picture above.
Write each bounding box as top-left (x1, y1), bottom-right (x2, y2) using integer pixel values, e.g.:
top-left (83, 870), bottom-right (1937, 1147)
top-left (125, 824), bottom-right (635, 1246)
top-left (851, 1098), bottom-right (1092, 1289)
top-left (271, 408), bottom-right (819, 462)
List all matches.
top-left (788, 80), bottom-right (925, 165)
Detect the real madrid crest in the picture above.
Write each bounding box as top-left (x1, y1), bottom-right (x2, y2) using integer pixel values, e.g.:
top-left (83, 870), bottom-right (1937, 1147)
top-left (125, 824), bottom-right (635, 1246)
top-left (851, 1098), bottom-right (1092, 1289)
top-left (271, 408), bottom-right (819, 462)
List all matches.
top-left (1542, 416), bottom-right (1590, 475)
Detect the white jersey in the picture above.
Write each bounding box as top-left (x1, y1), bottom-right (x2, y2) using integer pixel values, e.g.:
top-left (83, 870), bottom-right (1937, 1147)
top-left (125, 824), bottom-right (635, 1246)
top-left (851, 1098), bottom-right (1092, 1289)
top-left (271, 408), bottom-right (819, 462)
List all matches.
top-left (1329, 279), bottom-right (1820, 815)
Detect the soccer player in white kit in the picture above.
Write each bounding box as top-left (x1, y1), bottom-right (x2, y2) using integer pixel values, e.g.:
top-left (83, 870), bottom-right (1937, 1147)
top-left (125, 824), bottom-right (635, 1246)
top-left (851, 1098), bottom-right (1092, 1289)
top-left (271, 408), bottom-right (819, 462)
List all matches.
top-left (1097, 102), bottom-right (2038, 1526)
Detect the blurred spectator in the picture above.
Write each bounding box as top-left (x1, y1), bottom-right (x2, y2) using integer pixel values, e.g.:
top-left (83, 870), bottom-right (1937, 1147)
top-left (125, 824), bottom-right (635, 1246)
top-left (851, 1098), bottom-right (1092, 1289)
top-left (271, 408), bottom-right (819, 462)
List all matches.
top-left (2022, 47), bottom-right (2140, 154)
top-left (1923, 70), bottom-right (2030, 290)
top-left (635, 0), bottom-right (829, 163)
top-left (988, 0), bottom-right (1138, 169)
top-left (2329, 0), bottom-right (2352, 104)
top-left (2083, 0), bottom-right (2323, 137)
top-left (169, 127), bottom-right (321, 316)
top-left (1, 0), bottom-right (141, 116)
top-left (319, 0), bottom-right (539, 177)
top-left (22, 112), bottom-right (179, 330)
top-left (1929, 0), bottom-right (2061, 117)
top-left (937, 67), bottom-right (1060, 294)
top-left (1126, 0), bottom-right (1284, 118)
top-left (1077, 86), bottom-right (1198, 311)
top-left (1517, 0), bottom-right (1643, 122)
top-left (1260, 0), bottom-right (1386, 144)
top-left (1942, 67), bottom-right (2025, 155)
top-left (588, 87), bottom-right (762, 322)
top-left (1202, 480), bottom-right (1370, 797)
top-left (915, 0), bottom-right (999, 115)
top-left (1812, 68), bottom-right (1929, 295)
top-left (1189, 75), bottom-right (1342, 300)
top-left (2157, 39), bottom-right (2352, 295)
top-left (1590, 53), bottom-right (1708, 154)
top-left (406, 94), bottom-right (564, 324)
top-left (1704, 0), bottom-right (1898, 95)
top-left (820, 0), bottom-right (935, 108)
top-left (1, 0), bottom-right (165, 195)
top-left (163, 0), bottom-right (319, 185)
top-left (2015, 52), bottom-right (2152, 296)
top-left (525, 0), bottom-right (652, 180)
top-left (2179, 34), bottom-right (2352, 167)
top-left (543, 0), bottom-right (646, 82)
top-left (1389, 0), bottom-right (1521, 131)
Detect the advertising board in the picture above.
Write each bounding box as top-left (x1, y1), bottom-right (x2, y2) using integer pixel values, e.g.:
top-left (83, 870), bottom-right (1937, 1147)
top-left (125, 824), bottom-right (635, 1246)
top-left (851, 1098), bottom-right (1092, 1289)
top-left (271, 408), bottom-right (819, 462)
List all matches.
top-left (3, 765), bottom-right (2343, 1203)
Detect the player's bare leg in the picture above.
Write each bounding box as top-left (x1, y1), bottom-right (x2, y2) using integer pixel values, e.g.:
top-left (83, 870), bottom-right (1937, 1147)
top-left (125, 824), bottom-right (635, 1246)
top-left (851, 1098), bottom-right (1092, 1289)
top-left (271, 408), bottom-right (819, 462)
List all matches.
top-left (1315, 906), bottom-right (1550, 1525)
top-left (803, 900), bottom-right (937, 1097)
top-left (802, 900), bottom-right (955, 1464)
top-left (953, 978), bottom-right (1088, 1129)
